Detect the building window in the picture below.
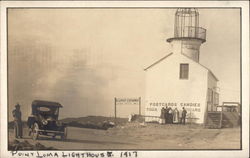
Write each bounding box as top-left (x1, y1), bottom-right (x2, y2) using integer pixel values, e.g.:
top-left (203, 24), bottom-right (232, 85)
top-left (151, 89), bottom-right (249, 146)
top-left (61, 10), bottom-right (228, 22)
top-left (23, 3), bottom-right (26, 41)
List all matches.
top-left (180, 64), bottom-right (189, 79)
top-left (207, 89), bottom-right (219, 106)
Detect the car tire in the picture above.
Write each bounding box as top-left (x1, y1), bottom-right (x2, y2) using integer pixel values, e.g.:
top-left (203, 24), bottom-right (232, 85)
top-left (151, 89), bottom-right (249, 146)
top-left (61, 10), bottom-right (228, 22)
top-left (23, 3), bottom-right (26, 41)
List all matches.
top-left (32, 123), bottom-right (39, 140)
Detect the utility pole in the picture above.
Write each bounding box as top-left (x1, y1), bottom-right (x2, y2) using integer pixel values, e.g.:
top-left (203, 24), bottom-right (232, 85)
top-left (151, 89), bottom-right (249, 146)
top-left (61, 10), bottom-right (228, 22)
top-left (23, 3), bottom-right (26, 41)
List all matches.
top-left (139, 97), bottom-right (141, 116)
top-left (114, 97), bottom-right (117, 119)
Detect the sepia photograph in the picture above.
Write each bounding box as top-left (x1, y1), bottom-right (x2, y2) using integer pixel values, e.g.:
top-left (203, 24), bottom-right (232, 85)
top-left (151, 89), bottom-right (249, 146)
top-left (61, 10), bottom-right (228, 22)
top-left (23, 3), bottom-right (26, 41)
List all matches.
top-left (0, 1), bottom-right (249, 158)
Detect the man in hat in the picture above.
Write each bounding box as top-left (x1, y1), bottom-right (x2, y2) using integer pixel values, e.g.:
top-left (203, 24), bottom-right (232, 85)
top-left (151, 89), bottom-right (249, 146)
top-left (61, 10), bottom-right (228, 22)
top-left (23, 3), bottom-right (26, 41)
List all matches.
top-left (12, 103), bottom-right (23, 138)
top-left (180, 107), bottom-right (187, 125)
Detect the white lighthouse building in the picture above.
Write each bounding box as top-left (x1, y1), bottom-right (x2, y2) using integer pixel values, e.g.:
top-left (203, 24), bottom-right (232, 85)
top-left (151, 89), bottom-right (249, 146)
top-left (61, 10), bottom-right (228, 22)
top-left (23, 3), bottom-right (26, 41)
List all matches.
top-left (144, 8), bottom-right (219, 124)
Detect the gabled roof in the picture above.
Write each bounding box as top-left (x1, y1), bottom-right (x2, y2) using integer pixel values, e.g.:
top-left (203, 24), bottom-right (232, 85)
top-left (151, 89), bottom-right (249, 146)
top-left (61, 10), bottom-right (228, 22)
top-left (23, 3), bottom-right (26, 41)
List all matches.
top-left (208, 70), bottom-right (219, 81)
top-left (144, 52), bottom-right (219, 81)
top-left (181, 53), bottom-right (219, 81)
top-left (144, 53), bottom-right (173, 71)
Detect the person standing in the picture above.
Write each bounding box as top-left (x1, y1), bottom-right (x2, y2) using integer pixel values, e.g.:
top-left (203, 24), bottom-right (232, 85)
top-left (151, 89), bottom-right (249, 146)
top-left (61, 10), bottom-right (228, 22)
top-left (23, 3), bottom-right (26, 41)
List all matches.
top-left (173, 108), bottom-right (179, 124)
top-left (181, 107), bottom-right (187, 125)
top-left (168, 107), bottom-right (173, 124)
top-left (165, 106), bottom-right (169, 124)
top-left (12, 103), bottom-right (23, 138)
top-left (159, 107), bottom-right (165, 124)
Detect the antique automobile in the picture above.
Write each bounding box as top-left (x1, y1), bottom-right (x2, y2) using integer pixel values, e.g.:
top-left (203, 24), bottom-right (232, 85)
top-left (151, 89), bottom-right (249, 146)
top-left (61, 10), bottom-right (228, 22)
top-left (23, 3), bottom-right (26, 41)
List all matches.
top-left (27, 100), bottom-right (67, 140)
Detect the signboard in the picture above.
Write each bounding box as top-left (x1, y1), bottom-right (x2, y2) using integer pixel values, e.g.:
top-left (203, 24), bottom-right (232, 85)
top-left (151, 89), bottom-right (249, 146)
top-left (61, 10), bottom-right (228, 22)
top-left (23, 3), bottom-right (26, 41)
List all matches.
top-left (145, 101), bottom-right (202, 123)
top-left (116, 98), bottom-right (140, 105)
top-left (114, 97), bottom-right (141, 118)
top-left (146, 102), bottom-right (201, 112)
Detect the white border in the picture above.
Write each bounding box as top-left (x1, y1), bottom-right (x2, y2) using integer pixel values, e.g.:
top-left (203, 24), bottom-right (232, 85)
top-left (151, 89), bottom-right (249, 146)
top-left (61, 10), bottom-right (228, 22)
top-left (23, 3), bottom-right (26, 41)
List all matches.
top-left (1, 1), bottom-right (249, 158)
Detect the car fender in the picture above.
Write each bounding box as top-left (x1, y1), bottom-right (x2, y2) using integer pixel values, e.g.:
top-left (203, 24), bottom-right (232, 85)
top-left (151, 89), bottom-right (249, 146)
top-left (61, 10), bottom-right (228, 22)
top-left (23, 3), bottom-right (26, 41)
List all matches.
top-left (27, 115), bottom-right (36, 128)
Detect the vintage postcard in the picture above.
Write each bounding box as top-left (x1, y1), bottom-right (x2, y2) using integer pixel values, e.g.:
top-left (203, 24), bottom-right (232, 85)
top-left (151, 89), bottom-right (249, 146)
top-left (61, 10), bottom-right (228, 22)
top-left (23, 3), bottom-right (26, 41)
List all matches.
top-left (0, 1), bottom-right (249, 158)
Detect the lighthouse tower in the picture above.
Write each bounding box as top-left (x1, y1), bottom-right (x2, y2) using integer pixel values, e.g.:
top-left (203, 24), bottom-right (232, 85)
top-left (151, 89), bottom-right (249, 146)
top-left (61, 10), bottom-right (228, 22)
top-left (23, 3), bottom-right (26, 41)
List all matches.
top-left (167, 8), bottom-right (206, 62)
top-left (144, 8), bottom-right (219, 124)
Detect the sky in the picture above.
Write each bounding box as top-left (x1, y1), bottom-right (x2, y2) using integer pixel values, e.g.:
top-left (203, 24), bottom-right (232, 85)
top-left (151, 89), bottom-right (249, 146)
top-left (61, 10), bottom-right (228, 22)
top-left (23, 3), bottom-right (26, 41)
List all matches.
top-left (7, 8), bottom-right (240, 120)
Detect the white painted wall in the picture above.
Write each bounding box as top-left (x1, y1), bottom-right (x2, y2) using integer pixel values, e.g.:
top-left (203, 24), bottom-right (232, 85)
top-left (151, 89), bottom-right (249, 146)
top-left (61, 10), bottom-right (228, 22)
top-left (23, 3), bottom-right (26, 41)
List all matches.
top-left (145, 52), bottom-right (209, 124)
top-left (207, 72), bottom-right (218, 90)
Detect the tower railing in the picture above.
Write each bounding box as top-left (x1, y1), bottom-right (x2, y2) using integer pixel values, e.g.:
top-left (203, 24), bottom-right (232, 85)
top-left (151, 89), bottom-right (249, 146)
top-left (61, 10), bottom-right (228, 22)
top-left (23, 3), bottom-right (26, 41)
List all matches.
top-left (174, 26), bottom-right (206, 41)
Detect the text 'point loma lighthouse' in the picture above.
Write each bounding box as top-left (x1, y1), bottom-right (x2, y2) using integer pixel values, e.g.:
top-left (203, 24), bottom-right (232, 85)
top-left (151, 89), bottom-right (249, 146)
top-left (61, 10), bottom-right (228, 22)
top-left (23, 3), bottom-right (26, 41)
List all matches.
top-left (144, 8), bottom-right (219, 124)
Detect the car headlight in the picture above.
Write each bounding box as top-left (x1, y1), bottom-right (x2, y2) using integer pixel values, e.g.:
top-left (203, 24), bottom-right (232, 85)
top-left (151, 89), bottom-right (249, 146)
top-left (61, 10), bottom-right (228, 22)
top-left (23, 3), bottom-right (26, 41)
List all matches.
top-left (42, 119), bottom-right (48, 125)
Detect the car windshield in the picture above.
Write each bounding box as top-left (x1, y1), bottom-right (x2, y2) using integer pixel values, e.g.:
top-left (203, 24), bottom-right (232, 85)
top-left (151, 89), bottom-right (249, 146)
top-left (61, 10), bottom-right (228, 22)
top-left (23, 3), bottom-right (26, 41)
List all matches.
top-left (37, 106), bottom-right (59, 118)
top-left (39, 107), bottom-right (51, 112)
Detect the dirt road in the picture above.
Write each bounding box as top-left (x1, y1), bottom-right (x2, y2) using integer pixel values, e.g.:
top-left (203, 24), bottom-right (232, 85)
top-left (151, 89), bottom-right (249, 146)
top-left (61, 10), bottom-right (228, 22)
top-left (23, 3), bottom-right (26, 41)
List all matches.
top-left (8, 123), bottom-right (240, 150)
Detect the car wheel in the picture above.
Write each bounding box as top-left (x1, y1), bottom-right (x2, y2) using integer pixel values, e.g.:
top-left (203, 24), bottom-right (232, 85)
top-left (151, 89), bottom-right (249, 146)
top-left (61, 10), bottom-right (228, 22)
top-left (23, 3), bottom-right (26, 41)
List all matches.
top-left (61, 127), bottom-right (67, 140)
top-left (32, 123), bottom-right (39, 140)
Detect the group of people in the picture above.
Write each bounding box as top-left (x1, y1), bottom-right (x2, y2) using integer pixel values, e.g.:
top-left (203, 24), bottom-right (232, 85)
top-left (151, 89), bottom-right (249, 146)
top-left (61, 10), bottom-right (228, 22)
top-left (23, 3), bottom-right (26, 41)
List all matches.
top-left (160, 106), bottom-right (187, 125)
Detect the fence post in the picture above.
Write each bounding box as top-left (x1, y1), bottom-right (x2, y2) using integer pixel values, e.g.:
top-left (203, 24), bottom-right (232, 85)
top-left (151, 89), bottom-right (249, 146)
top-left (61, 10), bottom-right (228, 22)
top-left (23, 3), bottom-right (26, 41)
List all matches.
top-left (219, 106), bottom-right (223, 128)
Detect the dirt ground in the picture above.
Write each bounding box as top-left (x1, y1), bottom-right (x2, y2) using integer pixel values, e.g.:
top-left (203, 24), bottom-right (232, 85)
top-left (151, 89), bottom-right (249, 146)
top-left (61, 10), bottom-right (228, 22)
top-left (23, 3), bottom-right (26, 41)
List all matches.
top-left (8, 122), bottom-right (241, 150)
